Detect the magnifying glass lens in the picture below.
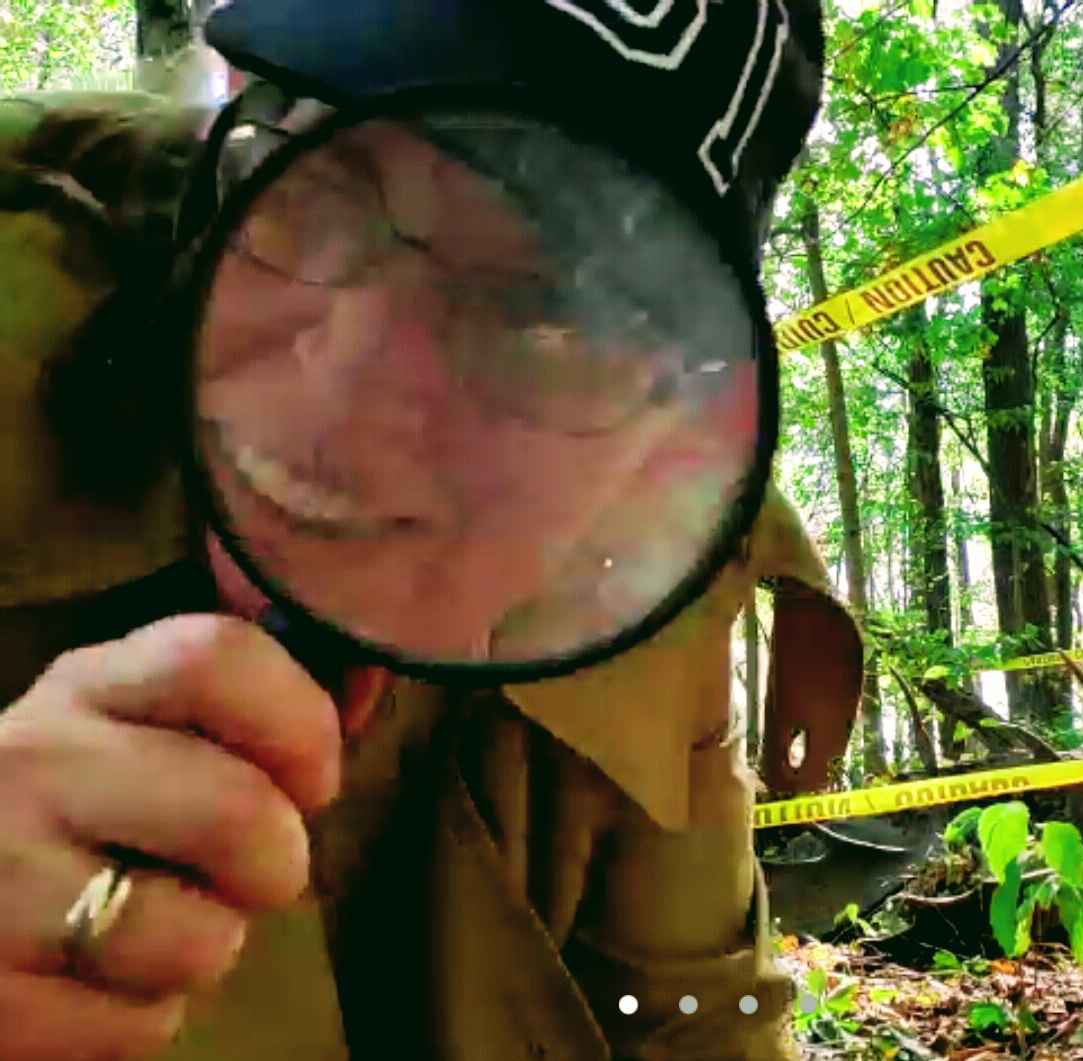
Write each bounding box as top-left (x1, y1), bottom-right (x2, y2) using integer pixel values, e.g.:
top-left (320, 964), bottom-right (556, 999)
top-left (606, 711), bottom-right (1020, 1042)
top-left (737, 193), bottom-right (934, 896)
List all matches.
top-left (193, 109), bottom-right (768, 669)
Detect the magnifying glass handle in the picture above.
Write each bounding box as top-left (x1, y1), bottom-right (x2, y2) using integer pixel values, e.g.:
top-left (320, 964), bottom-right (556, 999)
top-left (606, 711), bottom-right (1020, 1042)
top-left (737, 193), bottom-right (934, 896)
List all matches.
top-left (260, 607), bottom-right (348, 699)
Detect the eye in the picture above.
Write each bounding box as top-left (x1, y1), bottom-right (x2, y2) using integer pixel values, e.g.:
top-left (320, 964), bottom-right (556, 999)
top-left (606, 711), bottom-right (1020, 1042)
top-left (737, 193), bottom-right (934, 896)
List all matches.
top-left (231, 174), bottom-right (376, 286)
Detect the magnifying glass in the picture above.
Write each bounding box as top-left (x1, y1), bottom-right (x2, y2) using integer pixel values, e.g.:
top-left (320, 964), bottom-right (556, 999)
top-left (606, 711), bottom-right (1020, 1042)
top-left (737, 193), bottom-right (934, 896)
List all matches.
top-left (177, 102), bottom-right (777, 684)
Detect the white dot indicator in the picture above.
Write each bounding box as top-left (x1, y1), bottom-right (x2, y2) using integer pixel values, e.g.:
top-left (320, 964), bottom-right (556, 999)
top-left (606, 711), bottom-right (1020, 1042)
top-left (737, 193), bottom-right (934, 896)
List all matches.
top-left (679, 995), bottom-right (699, 1014)
top-left (738, 994), bottom-right (759, 1015)
top-left (619, 994), bottom-right (639, 1015)
top-left (799, 993), bottom-right (818, 1014)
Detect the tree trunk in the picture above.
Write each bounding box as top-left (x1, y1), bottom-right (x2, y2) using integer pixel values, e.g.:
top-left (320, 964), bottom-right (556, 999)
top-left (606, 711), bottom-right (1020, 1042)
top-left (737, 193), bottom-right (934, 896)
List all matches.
top-left (1038, 314), bottom-right (1078, 659)
top-left (801, 199), bottom-right (887, 775)
top-left (1029, 31), bottom-right (1079, 659)
top-left (744, 593), bottom-right (760, 757)
top-left (904, 307), bottom-right (960, 758)
top-left (949, 467), bottom-right (976, 636)
top-left (976, 0), bottom-right (1058, 727)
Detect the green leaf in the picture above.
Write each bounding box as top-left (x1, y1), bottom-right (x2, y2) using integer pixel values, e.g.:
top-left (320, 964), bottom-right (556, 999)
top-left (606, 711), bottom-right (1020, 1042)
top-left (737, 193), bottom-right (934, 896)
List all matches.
top-left (868, 987), bottom-right (897, 1004)
top-left (1042, 822), bottom-right (1083, 886)
top-left (989, 858), bottom-right (1023, 956)
top-left (979, 802), bottom-right (1030, 882)
top-left (932, 949), bottom-right (963, 970)
top-left (923, 664), bottom-right (949, 682)
top-left (1013, 886), bottom-right (1035, 957)
top-left (1027, 876), bottom-right (1058, 910)
top-left (1017, 1007), bottom-right (1040, 1036)
top-left (806, 967), bottom-right (828, 997)
top-left (825, 983), bottom-right (860, 1015)
top-left (969, 1001), bottom-right (1011, 1033)
top-left (944, 807), bottom-right (983, 851)
top-left (1055, 884), bottom-right (1083, 964)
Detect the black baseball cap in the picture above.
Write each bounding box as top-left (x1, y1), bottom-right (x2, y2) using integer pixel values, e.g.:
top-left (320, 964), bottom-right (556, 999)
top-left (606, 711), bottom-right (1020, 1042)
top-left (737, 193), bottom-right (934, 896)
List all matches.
top-left (203, 0), bottom-right (823, 260)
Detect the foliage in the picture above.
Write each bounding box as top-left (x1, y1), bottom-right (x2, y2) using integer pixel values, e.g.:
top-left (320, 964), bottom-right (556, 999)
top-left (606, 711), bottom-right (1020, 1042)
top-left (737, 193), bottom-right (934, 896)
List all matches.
top-left (765, 0), bottom-right (1082, 769)
top-left (779, 933), bottom-right (1083, 1059)
top-left (793, 965), bottom-right (863, 1044)
top-left (942, 800), bottom-right (1083, 962)
top-left (0, 0), bottom-right (136, 91)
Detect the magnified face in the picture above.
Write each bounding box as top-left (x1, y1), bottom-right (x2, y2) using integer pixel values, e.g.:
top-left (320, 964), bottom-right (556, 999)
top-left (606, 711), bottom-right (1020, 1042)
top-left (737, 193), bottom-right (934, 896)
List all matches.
top-left (194, 109), bottom-right (764, 666)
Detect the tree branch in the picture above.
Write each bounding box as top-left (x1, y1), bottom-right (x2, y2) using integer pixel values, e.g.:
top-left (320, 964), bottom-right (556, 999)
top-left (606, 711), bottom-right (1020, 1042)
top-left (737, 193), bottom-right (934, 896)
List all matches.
top-left (887, 663), bottom-right (940, 775)
top-left (826, 0), bottom-right (1078, 237)
top-left (918, 679), bottom-right (1062, 762)
top-left (870, 356), bottom-right (990, 476)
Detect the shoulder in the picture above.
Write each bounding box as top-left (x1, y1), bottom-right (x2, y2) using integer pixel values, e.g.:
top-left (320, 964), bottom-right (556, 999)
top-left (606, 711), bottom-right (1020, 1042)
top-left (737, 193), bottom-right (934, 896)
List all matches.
top-left (0, 93), bottom-right (204, 610)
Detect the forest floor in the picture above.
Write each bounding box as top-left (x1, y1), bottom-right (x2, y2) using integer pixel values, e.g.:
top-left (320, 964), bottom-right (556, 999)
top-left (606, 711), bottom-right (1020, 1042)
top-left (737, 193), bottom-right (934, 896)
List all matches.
top-left (778, 937), bottom-right (1083, 1060)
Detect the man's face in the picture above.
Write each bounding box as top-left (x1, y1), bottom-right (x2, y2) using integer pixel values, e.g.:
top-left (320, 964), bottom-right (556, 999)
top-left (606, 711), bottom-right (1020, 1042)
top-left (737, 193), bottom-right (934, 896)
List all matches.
top-left (195, 118), bottom-right (757, 663)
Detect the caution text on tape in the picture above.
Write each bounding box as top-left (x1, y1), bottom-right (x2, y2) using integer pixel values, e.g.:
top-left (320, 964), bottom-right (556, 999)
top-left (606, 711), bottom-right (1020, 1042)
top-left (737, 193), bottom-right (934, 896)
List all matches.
top-left (774, 176), bottom-right (1083, 354)
top-left (754, 759), bottom-right (1083, 830)
top-left (989, 648), bottom-right (1083, 674)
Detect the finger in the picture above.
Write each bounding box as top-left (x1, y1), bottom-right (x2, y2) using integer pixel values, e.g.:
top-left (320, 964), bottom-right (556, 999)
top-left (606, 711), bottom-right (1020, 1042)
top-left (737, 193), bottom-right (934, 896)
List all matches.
top-left (0, 968), bottom-right (186, 1061)
top-left (2, 838), bottom-right (246, 997)
top-left (46, 613), bottom-right (341, 813)
top-left (40, 712), bottom-right (310, 909)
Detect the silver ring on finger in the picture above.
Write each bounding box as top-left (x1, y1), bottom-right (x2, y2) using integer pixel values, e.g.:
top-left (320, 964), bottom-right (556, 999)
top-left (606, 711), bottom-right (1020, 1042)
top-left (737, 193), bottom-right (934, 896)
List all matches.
top-left (63, 862), bottom-right (134, 960)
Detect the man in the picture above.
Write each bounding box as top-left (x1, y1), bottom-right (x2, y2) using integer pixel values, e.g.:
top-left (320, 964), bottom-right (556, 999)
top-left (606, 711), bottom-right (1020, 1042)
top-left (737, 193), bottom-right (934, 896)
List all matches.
top-left (0, 2), bottom-right (863, 1059)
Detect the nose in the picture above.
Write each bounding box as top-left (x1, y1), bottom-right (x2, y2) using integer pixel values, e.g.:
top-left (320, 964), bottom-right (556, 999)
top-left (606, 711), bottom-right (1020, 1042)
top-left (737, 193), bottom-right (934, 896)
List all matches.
top-left (293, 282), bottom-right (391, 400)
top-left (293, 272), bottom-right (459, 430)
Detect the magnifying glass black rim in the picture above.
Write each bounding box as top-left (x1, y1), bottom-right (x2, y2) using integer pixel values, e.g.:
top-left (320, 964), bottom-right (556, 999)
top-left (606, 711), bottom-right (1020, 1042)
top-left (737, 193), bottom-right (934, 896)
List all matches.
top-left (174, 84), bottom-right (779, 686)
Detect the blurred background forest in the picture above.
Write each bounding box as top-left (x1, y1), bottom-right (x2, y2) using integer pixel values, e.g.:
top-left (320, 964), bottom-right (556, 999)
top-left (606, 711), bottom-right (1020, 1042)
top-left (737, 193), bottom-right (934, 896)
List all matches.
top-left (1, 0), bottom-right (1080, 785)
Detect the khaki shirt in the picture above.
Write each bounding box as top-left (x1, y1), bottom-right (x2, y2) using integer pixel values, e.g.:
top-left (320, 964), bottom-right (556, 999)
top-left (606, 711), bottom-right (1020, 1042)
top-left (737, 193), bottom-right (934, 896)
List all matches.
top-left (1, 103), bottom-right (863, 1060)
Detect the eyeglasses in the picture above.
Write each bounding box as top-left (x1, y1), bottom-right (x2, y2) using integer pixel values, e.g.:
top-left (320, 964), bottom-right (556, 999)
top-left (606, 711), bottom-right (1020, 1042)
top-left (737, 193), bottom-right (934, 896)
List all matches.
top-left (215, 119), bottom-right (707, 435)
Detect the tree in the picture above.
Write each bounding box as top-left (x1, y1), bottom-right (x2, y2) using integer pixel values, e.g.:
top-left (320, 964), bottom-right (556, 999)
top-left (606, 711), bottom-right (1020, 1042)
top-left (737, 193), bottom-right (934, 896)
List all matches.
top-left (974, 0), bottom-right (1060, 728)
top-left (903, 303), bottom-right (961, 756)
top-left (800, 196), bottom-right (888, 776)
top-left (765, 0), bottom-right (1082, 771)
top-left (0, 0), bottom-right (135, 91)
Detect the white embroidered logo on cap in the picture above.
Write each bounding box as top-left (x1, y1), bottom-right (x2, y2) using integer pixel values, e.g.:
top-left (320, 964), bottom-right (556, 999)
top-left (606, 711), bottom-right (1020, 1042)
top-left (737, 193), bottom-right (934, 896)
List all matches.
top-left (698, 0), bottom-right (789, 197)
top-left (544, 0), bottom-right (709, 68)
top-left (545, 0), bottom-right (789, 198)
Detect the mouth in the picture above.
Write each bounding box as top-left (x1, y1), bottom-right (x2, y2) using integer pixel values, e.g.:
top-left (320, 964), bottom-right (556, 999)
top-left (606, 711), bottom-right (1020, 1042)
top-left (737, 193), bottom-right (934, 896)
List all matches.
top-left (202, 420), bottom-right (431, 540)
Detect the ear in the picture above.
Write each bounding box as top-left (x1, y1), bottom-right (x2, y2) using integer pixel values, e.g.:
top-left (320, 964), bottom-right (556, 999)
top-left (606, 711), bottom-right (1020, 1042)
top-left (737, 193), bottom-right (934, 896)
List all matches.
top-left (759, 577), bottom-right (863, 795)
top-left (745, 484), bottom-right (864, 796)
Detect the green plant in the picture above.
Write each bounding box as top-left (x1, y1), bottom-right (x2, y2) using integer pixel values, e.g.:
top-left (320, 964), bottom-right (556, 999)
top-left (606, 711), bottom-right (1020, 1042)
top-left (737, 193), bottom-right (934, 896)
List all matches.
top-left (967, 999), bottom-right (1040, 1051)
top-left (833, 901), bottom-right (874, 936)
top-left (930, 949), bottom-right (989, 976)
top-left (943, 801), bottom-right (1083, 962)
top-left (792, 967), bottom-right (862, 1044)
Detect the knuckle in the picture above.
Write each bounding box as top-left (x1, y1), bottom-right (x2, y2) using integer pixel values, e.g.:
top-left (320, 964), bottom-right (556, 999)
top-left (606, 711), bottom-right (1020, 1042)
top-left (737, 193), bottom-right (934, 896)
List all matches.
top-left (164, 615), bottom-right (247, 697)
top-left (130, 613), bottom-right (262, 702)
top-left (33, 646), bottom-right (95, 708)
top-left (196, 769), bottom-right (266, 850)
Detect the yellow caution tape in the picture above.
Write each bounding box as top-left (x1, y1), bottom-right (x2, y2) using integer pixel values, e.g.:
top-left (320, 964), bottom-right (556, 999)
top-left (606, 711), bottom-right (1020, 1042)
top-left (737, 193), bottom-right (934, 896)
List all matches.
top-left (774, 176), bottom-right (1083, 354)
top-left (754, 759), bottom-right (1083, 830)
top-left (988, 648), bottom-right (1083, 674)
